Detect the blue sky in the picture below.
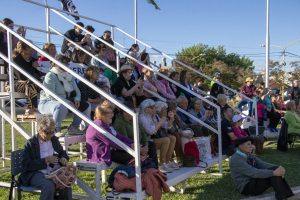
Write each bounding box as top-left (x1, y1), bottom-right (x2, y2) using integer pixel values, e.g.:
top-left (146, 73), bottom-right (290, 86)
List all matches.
top-left (1, 0), bottom-right (300, 72)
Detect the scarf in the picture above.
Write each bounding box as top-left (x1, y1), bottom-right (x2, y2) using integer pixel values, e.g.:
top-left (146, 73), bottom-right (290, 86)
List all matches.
top-left (50, 67), bottom-right (74, 93)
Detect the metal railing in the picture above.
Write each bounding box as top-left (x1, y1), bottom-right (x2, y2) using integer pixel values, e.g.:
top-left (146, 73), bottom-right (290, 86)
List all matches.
top-left (0, 22), bottom-right (144, 199)
top-left (20, 0), bottom-right (226, 174)
top-left (28, 0), bottom-right (259, 136)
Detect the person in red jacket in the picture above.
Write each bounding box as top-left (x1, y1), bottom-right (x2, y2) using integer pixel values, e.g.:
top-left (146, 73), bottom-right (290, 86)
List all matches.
top-left (237, 77), bottom-right (256, 116)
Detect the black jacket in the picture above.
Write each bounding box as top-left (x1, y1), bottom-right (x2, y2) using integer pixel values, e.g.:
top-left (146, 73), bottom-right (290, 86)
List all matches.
top-left (61, 29), bottom-right (84, 53)
top-left (19, 135), bottom-right (69, 186)
top-left (277, 118), bottom-right (288, 152)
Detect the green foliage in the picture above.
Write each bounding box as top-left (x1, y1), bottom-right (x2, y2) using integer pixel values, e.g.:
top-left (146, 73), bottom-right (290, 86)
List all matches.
top-left (176, 44), bottom-right (254, 90)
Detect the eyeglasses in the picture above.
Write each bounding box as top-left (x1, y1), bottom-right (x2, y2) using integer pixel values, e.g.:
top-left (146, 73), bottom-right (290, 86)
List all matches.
top-left (43, 129), bottom-right (55, 136)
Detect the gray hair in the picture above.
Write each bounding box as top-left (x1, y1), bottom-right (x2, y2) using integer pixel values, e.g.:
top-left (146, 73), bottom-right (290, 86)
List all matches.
top-left (176, 95), bottom-right (188, 104)
top-left (155, 101), bottom-right (168, 113)
top-left (217, 94), bottom-right (227, 103)
top-left (139, 99), bottom-right (155, 114)
top-left (36, 114), bottom-right (55, 134)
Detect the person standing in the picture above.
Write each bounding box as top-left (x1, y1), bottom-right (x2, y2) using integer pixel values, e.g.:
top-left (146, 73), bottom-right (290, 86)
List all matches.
top-left (237, 77), bottom-right (256, 116)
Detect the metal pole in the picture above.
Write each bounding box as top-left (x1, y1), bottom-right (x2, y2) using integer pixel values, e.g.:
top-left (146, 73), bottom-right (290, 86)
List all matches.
top-left (7, 32), bottom-right (16, 151)
top-left (45, 0), bottom-right (51, 42)
top-left (217, 107), bottom-right (222, 174)
top-left (265, 0), bottom-right (270, 88)
top-left (0, 64), bottom-right (5, 167)
top-left (134, 0), bottom-right (138, 44)
top-left (133, 113), bottom-right (142, 200)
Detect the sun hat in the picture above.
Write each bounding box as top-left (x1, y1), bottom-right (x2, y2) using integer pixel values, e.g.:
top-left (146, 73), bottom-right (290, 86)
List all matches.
top-left (232, 114), bottom-right (245, 123)
top-left (245, 77), bottom-right (254, 83)
top-left (119, 64), bottom-right (133, 74)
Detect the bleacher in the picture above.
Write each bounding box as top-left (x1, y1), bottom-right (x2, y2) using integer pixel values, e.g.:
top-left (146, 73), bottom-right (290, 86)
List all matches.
top-left (0, 1), bottom-right (259, 199)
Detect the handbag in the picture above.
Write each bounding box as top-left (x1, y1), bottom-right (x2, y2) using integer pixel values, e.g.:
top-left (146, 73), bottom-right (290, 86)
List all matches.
top-left (45, 165), bottom-right (77, 190)
top-left (194, 137), bottom-right (213, 161)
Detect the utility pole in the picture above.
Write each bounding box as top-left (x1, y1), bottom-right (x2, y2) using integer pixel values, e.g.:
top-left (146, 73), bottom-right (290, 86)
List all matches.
top-left (134, 0), bottom-right (138, 44)
top-left (265, 0), bottom-right (270, 88)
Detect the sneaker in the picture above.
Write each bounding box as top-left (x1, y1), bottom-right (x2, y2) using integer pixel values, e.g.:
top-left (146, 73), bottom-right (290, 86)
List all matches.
top-left (67, 126), bottom-right (84, 135)
top-left (60, 0), bottom-right (80, 20)
top-left (55, 132), bottom-right (66, 137)
top-left (159, 163), bottom-right (173, 173)
top-left (167, 161), bottom-right (180, 170)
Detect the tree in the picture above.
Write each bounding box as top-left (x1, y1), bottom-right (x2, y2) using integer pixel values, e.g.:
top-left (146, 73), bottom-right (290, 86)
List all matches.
top-left (176, 44), bottom-right (254, 90)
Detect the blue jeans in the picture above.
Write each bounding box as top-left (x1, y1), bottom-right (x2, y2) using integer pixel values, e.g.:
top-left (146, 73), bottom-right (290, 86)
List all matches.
top-left (70, 103), bottom-right (91, 128)
top-left (39, 100), bottom-right (91, 130)
top-left (237, 99), bottom-right (253, 116)
top-left (29, 172), bottom-right (72, 200)
top-left (38, 100), bottom-right (69, 131)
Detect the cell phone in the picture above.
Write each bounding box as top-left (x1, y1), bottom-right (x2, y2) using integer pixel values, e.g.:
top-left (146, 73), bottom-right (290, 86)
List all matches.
top-left (140, 72), bottom-right (144, 80)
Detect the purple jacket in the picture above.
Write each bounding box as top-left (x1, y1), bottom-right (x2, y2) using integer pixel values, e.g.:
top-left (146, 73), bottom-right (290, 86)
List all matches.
top-left (155, 79), bottom-right (176, 100)
top-left (86, 119), bottom-right (133, 166)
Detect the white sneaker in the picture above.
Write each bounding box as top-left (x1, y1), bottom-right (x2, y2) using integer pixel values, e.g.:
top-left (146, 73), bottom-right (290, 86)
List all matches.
top-left (159, 163), bottom-right (173, 173)
top-left (167, 161), bottom-right (180, 170)
top-left (55, 132), bottom-right (66, 137)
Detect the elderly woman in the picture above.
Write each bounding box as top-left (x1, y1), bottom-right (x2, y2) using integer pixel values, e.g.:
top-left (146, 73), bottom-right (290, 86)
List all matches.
top-left (20, 115), bottom-right (71, 200)
top-left (12, 41), bottom-right (40, 114)
top-left (284, 101), bottom-right (300, 136)
top-left (38, 54), bottom-right (90, 136)
top-left (230, 137), bottom-right (293, 199)
top-left (86, 104), bottom-right (135, 166)
top-left (188, 98), bottom-right (213, 124)
top-left (155, 72), bottom-right (176, 100)
top-left (113, 101), bottom-right (158, 168)
top-left (139, 99), bottom-right (178, 173)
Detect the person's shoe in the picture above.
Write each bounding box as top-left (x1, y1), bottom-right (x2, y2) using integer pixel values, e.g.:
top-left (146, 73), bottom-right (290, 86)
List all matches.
top-left (167, 161), bottom-right (180, 170)
top-left (55, 132), bottom-right (66, 137)
top-left (67, 126), bottom-right (84, 135)
top-left (159, 163), bottom-right (173, 173)
top-left (60, 0), bottom-right (80, 20)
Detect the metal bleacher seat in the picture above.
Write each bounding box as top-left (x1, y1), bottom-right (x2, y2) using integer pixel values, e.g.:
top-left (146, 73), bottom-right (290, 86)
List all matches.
top-left (9, 149), bottom-right (40, 200)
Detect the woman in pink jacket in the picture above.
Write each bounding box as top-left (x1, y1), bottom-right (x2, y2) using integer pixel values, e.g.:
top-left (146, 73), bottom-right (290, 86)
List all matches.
top-left (155, 74), bottom-right (176, 100)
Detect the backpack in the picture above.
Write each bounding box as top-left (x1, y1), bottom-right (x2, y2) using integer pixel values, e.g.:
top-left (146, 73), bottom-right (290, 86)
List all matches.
top-left (183, 141), bottom-right (200, 165)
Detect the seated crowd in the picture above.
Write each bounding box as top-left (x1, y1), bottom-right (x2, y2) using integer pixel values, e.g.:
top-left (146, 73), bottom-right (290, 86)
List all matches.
top-left (0, 17), bottom-right (296, 200)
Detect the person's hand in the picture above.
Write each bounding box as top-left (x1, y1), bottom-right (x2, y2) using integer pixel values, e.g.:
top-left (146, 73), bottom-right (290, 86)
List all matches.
top-left (45, 156), bottom-right (59, 165)
top-left (204, 110), bottom-right (212, 117)
top-left (140, 145), bottom-right (148, 156)
top-left (32, 61), bottom-right (39, 68)
top-left (59, 157), bottom-right (68, 166)
top-left (136, 79), bottom-right (144, 87)
top-left (74, 100), bottom-right (80, 108)
top-left (273, 166), bottom-right (285, 176)
top-left (160, 116), bottom-right (167, 123)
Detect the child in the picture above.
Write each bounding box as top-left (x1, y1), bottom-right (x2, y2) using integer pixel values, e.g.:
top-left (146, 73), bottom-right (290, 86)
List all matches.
top-left (231, 114), bottom-right (248, 144)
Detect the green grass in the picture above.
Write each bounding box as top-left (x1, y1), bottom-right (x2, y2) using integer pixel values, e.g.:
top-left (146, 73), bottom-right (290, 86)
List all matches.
top-left (0, 121), bottom-right (299, 200)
